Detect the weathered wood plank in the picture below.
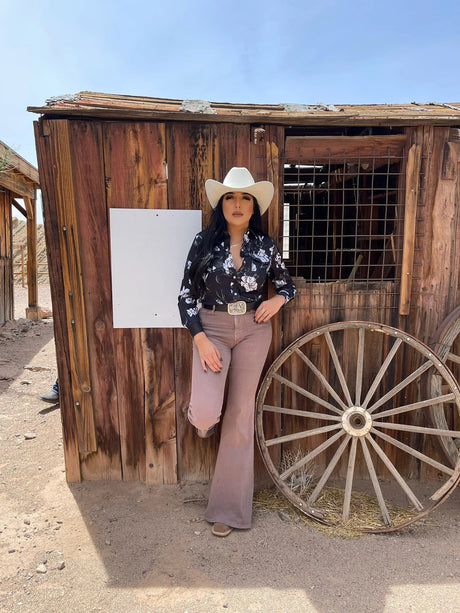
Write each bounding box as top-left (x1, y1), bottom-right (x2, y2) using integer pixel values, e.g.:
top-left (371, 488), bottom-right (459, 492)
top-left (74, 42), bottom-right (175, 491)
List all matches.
top-left (252, 124), bottom-right (284, 484)
top-left (399, 143), bottom-right (422, 315)
top-left (285, 135), bottom-right (407, 163)
top-left (0, 190), bottom-right (13, 323)
top-left (0, 170), bottom-right (36, 199)
top-left (103, 121), bottom-right (170, 481)
top-left (0, 141), bottom-right (40, 184)
top-left (46, 119), bottom-right (97, 455)
top-left (68, 120), bottom-right (122, 480)
top-left (34, 120), bottom-right (81, 482)
top-left (167, 122), bottom-right (222, 482)
top-left (142, 328), bottom-right (177, 484)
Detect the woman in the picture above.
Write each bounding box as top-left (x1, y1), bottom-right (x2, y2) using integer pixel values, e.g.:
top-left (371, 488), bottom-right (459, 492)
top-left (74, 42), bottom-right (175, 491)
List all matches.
top-left (178, 167), bottom-right (296, 537)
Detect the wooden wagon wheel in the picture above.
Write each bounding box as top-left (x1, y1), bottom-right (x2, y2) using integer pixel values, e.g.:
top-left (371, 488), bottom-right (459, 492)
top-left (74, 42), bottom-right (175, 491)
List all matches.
top-left (256, 321), bottom-right (460, 533)
top-left (428, 306), bottom-right (460, 467)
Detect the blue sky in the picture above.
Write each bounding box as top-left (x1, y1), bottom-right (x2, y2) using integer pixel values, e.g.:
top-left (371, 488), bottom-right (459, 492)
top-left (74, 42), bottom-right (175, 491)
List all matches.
top-left (2, 0), bottom-right (459, 205)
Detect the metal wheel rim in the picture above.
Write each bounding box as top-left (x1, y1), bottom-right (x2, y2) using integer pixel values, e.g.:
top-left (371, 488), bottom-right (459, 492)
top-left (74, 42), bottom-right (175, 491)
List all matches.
top-left (256, 321), bottom-right (460, 533)
top-left (428, 306), bottom-right (460, 467)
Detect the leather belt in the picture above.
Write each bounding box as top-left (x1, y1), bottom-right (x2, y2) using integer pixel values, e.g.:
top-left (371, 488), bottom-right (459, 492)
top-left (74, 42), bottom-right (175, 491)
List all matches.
top-left (202, 301), bottom-right (259, 315)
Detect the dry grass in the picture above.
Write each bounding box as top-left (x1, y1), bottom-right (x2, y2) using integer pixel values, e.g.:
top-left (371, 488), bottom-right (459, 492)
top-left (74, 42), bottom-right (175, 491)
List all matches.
top-left (254, 447), bottom-right (425, 537)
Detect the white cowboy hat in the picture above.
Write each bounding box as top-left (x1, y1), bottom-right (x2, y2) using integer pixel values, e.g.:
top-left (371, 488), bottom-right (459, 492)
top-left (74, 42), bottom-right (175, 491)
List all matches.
top-left (205, 167), bottom-right (274, 215)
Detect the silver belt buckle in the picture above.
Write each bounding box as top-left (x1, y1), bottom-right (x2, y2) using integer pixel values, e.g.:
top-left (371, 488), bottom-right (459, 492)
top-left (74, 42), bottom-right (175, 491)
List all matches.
top-left (227, 300), bottom-right (246, 315)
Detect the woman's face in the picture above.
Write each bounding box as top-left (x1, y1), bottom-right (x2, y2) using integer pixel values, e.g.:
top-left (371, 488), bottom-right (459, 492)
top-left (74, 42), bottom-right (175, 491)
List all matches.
top-left (222, 191), bottom-right (254, 230)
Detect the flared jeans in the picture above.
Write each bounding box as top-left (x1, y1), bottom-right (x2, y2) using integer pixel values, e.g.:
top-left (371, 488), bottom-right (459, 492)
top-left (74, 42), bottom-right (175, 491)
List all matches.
top-left (188, 308), bottom-right (273, 529)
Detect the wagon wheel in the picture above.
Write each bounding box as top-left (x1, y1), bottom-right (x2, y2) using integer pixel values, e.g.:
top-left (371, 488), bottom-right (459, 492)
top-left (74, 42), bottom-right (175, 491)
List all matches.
top-left (428, 306), bottom-right (460, 467)
top-left (256, 321), bottom-right (460, 533)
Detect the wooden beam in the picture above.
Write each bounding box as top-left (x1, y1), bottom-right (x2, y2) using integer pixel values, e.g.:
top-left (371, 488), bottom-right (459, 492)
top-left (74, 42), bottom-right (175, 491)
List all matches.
top-left (0, 141), bottom-right (40, 185)
top-left (399, 143), bottom-right (422, 315)
top-left (285, 135), bottom-right (408, 163)
top-left (24, 197), bottom-right (38, 308)
top-left (0, 170), bottom-right (35, 199)
top-left (12, 198), bottom-right (27, 217)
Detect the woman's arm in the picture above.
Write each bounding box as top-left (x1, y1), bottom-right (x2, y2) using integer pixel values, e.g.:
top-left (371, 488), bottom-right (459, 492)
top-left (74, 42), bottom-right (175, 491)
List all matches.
top-left (178, 234), bottom-right (204, 337)
top-left (255, 240), bottom-right (295, 323)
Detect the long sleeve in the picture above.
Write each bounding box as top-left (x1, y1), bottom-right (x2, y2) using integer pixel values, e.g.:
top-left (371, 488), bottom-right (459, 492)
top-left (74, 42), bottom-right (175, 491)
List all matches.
top-left (268, 240), bottom-right (296, 303)
top-left (178, 233), bottom-right (204, 337)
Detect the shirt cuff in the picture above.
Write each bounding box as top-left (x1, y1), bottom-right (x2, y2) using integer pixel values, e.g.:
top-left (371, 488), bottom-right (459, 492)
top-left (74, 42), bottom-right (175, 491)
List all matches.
top-left (188, 318), bottom-right (204, 337)
top-left (278, 288), bottom-right (295, 304)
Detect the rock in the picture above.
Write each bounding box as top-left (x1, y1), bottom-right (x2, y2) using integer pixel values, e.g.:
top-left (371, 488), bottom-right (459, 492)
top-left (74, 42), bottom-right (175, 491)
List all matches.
top-left (277, 510), bottom-right (290, 522)
top-left (24, 432), bottom-right (36, 440)
top-left (36, 564), bottom-right (47, 574)
top-left (24, 519), bottom-right (30, 525)
top-left (57, 561), bottom-right (66, 571)
top-left (23, 365), bottom-right (51, 372)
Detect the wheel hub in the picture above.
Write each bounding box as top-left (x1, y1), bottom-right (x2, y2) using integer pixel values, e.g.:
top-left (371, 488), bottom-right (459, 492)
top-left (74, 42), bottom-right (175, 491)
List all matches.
top-left (342, 406), bottom-right (372, 436)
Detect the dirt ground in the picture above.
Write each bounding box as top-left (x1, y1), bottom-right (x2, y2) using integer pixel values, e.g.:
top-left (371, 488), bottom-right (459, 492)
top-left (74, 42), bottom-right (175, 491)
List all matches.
top-left (1, 285), bottom-right (459, 613)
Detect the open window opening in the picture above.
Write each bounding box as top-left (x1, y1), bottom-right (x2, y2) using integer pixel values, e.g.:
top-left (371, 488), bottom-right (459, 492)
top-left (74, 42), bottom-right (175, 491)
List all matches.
top-left (282, 127), bottom-right (407, 290)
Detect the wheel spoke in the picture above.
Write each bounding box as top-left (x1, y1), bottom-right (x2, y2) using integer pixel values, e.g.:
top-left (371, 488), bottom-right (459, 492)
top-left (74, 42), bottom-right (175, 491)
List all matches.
top-left (325, 330), bottom-right (353, 406)
top-left (367, 360), bottom-right (432, 414)
top-left (371, 428), bottom-right (454, 475)
top-left (256, 320), bottom-right (460, 532)
top-left (447, 352), bottom-right (460, 365)
top-left (355, 327), bottom-right (365, 405)
top-left (294, 348), bottom-right (348, 411)
top-left (263, 404), bottom-right (342, 422)
top-left (266, 423), bottom-right (342, 447)
top-left (307, 435), bottom-right (351, 505)
top-left (280, 430), bottom-right (345, 481)
top-left (364, 434), bottom-right (424, 510)
top-left (273, 373), bottom-right (343, 415)
top-left (362, 338), bottom-right (403, 409)
top-left (373, 421), bottom-right (460, 438)
top-left (360, 437), bottom-right (392, 525)
top-left (343, 437), bottom-right (358, 521)
top-left (373, 394), bottom-right (456, 419)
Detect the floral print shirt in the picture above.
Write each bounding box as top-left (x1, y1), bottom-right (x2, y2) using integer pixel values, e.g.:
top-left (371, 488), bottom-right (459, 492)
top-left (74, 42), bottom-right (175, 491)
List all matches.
top-left (178, 229), bottom-right (296, 336)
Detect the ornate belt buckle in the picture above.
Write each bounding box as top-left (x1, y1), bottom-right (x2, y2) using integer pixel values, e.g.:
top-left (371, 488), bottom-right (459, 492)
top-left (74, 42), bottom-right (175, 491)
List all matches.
top-left (227, 300), bottom-right (246, 315)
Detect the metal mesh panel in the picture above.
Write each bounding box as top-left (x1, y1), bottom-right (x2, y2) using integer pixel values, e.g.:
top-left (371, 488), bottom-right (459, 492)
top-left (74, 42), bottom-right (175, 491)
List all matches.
top-left (281, 142), bottom-right (424, 310)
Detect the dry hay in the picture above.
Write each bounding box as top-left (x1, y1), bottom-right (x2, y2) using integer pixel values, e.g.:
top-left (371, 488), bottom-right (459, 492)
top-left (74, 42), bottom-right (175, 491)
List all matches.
top-left (254, 447), bottom-right (426, 537)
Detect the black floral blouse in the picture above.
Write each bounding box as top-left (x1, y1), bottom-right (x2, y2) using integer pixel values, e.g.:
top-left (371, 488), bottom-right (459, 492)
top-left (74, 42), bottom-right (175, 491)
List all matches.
top-left (178, 228), bottom-right (296, 336)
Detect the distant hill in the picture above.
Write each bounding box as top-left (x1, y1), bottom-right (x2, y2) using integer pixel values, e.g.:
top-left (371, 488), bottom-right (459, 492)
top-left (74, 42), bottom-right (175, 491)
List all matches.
top-left (12, 217), bottom-right (49, 284)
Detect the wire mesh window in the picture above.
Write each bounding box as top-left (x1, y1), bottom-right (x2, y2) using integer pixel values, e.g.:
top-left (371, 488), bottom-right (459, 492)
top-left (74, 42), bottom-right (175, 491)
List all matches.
top-left (282, 134), bottom-right (407, 289)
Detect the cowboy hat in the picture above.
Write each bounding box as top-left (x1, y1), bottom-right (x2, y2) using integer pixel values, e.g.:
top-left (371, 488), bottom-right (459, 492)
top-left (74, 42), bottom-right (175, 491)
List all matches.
top-left (205, 167), bottom-right (274, 215)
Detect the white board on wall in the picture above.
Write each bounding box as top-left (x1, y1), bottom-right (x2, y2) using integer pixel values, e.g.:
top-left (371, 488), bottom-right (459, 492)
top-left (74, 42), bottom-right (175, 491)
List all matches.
top-left (110, 209), bottom-right (202, 328)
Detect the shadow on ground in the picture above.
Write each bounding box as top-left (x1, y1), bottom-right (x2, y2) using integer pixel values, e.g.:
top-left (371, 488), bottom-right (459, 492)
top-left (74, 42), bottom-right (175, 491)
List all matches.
top-left (68, 479), bottom-right (460, 613)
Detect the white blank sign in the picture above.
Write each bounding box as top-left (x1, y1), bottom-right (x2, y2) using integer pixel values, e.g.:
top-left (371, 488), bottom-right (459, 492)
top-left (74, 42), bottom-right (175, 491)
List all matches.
top-left (110, 208), bottom-right (202, 328)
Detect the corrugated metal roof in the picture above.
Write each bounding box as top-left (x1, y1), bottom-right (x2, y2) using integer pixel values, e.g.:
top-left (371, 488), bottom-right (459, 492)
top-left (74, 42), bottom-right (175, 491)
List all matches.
top-left (27, 91), bottom-right (460, 126)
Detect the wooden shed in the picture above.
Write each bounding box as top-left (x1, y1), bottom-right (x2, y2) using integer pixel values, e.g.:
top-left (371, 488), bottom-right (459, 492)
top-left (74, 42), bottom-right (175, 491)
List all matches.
top-left (28, 93), bottom-right (460, 488)
top-left (0, 141), bottom-right (40, 324)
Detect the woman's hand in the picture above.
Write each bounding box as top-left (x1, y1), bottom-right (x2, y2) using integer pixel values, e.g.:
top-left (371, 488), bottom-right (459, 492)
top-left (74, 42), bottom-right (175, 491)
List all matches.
top-left (254, 295), bottom-right (286, 323)
top-left (193, 332), bottom-right (222, 373)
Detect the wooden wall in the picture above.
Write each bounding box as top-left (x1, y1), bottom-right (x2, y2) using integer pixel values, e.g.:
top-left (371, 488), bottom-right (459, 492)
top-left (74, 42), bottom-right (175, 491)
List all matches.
top-left (0, 190), bottom-right (13, 324)
top-left (35, 118), bottom-right (283, 483)
top-left (34, 118), bottom-right (460, 484)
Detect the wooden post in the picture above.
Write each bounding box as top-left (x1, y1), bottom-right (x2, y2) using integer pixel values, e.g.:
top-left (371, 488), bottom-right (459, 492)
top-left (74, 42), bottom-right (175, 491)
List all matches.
top-left (21, 245), bottom-right (25, 288)
top-left (24, 194), bottom-right (41, 320)
top-left (399, 144), bottom-right (422, 315)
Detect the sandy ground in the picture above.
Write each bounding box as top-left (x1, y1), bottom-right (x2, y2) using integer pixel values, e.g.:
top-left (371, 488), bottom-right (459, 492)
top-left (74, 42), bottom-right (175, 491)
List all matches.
top-left (0, 285), bottom-right (459, 613)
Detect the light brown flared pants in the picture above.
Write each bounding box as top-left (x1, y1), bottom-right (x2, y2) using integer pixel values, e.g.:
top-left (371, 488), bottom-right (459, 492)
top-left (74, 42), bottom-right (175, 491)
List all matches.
top-left (188, 308), bottom-right (272, 529)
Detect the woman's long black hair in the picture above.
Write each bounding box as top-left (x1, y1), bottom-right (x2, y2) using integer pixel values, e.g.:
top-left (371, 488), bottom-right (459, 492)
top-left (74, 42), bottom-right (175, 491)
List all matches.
top-left (189, 195), bottom-right (265, 298)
